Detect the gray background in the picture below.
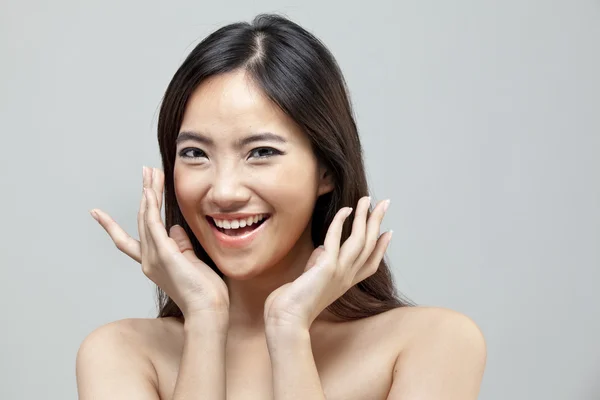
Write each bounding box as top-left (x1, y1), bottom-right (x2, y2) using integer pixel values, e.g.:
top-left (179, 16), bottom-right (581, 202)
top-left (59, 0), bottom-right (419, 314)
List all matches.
top-left (1, 0), bottom-right (599, 399)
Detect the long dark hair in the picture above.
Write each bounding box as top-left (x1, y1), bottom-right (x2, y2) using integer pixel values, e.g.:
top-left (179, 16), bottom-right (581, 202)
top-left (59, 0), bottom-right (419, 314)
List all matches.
top-left (156, 13), bottom-right (415, 321)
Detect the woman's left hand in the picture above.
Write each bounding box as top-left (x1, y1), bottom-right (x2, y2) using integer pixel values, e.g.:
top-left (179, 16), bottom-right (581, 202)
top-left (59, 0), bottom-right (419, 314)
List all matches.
top-left (264, 196), bottom-right (392, 331)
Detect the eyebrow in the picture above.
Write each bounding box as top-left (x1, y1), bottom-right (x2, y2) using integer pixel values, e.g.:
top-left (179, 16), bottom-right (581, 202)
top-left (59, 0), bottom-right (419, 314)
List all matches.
top-left (176, 131), bottom-right (288, 148)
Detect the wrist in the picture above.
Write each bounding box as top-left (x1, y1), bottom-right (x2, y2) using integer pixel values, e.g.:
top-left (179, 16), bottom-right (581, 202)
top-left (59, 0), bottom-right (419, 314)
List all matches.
top-left (265, 313), bottom-right (310, 332)
top-left (265, 322), bottom-right (310, 341)
top-left (265, 324), bottom-right (311, 356)
top-left (184, 311), bottom-right (229, 334)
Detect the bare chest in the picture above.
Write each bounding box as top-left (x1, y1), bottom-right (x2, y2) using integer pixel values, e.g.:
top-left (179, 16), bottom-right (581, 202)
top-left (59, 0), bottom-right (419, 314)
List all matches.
top-left (151, 315), bottom-right (405, 400)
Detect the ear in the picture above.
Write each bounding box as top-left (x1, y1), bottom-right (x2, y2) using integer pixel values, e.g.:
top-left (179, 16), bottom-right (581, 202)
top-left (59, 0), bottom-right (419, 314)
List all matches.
top-left (317, 164), bottom-right (335, 196)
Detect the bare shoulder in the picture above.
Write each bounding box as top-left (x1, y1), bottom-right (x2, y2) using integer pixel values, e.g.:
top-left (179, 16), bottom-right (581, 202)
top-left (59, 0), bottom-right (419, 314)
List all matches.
top-left (385, 306), bottom-right (487, 399)
top-left (386, 305), bottom-right (486, 358)
top-left (390, 305), bottom-right (485, 342)
top-left (362, 305), bottom-right (485, 357)
top-left (76, 318), bottom-right (170, 400)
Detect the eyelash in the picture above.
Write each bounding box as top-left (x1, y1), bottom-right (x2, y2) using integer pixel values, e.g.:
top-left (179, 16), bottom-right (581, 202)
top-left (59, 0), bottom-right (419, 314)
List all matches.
top-left (178, 147), bottom-right (283, 160)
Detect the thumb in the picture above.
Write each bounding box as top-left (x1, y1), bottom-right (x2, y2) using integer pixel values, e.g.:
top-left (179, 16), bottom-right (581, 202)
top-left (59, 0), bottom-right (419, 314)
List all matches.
top-left (169, 225), bottom-right (196, 260)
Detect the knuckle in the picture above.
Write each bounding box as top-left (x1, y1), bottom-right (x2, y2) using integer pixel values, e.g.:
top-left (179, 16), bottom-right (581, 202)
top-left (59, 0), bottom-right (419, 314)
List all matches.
top-left (141, 264), bottom-right (152, 277)
top-left (368, 262), bottom-right (379, 275)
top-left (113, 239), bottom-right (125, 251)
top-left (141, 261), bottom-right (158, 278)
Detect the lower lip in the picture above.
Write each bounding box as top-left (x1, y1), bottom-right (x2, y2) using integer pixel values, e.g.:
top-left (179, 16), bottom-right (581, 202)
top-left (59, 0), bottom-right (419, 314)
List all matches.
top-left (208, 217), bottom-right (270, 249)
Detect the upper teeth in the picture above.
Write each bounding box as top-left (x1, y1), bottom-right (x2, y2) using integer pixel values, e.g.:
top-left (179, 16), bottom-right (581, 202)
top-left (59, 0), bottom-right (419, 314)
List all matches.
top-left (212, 214), bottom-right (267, 229)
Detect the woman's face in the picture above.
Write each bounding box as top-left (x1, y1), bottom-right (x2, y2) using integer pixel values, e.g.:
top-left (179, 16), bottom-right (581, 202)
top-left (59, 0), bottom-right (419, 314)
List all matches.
top-left (174, 69), bottom-right (333, 279)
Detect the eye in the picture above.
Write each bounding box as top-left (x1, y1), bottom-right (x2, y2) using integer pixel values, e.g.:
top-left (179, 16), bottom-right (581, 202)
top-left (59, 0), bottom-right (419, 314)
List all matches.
top-left (179, 148), bottom-right (207, 159)
top-left (249, 147), bottom-right (282, 159)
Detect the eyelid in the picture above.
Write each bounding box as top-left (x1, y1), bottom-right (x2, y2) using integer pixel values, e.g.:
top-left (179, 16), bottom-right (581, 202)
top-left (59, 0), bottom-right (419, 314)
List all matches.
top-left (178, 146), bottom-right (283, 160)
top-left (179, 147), bottom-right (207, 159)
top-left (248, 146), bottom-right (283, 159)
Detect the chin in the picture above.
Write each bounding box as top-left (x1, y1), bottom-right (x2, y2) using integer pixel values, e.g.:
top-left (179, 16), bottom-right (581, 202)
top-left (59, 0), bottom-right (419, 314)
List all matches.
top-left (212, 241), bottom-right (296, 282)
top-left (215, 256), bottom-right (271, 281)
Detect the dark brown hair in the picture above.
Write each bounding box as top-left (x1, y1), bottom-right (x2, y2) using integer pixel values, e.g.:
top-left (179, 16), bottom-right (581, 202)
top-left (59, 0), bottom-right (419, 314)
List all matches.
top-left (156, 13), bottom-right (415, 321)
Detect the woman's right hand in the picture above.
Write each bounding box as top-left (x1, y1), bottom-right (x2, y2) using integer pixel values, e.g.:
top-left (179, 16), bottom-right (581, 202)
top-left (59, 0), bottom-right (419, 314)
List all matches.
top-left (89, 166), bottom-right (229, 320)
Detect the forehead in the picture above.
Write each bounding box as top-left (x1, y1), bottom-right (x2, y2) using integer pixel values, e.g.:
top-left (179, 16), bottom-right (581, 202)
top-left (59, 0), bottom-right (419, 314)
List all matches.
top-left (179, 70), bottom-right (301, 141)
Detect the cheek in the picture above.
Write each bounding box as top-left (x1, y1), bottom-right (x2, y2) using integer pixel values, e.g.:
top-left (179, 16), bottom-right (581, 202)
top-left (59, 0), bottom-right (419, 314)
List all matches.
top-left (173, 168), bottom-right (206, 216)
top-left (259, 161), bottom-right (318, 208)
top-left (257, 163), bottom-right (319, 247)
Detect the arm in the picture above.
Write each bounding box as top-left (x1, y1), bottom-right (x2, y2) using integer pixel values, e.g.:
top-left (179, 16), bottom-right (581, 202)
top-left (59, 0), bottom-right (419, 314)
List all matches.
top-left (76, 320), bottom-right (160, 400)
top-left (265, 309), bottom-right (486, 400)
top-left (171, 316), bottom-right (228, 399)
top-left (265, 325), bottom-right (327, 400)
top-left (262, 198), bottom-right (391, 399)
top-left (386, 310), bottom-right (487, 399)
top-left (76, 316), bottom-right (229, 400)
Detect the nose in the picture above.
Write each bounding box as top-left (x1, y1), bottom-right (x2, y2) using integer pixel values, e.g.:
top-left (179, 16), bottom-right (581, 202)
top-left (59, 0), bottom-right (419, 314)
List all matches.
top-left (207, 168), bottom-right (251, 212)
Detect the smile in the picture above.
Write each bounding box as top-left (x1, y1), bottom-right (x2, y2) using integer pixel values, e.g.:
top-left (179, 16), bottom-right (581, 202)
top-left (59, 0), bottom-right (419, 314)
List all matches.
top-left (206, 214), bottom-right (271, 248)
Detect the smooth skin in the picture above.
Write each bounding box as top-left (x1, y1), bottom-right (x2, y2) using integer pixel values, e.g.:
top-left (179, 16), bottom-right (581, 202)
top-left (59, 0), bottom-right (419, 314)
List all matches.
top-left (84, 166), bottom-right (393, 398)
top-left (77, 71), bottom-right (486, 399)
top-left (78, 167), bottom-right (486, 400)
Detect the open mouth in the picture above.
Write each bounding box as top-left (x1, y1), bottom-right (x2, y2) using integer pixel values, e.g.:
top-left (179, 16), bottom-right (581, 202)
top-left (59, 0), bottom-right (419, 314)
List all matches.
top-left (206, 215), bottom-right (270, 237)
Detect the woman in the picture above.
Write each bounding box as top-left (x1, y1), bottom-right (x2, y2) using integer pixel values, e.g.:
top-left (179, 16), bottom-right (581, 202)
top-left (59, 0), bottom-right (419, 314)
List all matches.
top-left (77, 13), bottom-right (486, 399)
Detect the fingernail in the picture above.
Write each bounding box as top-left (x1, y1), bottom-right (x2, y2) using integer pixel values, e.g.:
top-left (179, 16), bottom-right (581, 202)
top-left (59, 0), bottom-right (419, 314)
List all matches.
top-left (152, 167), bottom-right (157, 180)
top-left (346, 207), bottom-right (354, 216)
top-left (89, 209), bottom-right (99, 222)
top-left (142, 166), bottom-right (147, 180)
top-left (383, 199), bottom-right (391, 212)
top-left (389, 230), bottom-right (394, 239)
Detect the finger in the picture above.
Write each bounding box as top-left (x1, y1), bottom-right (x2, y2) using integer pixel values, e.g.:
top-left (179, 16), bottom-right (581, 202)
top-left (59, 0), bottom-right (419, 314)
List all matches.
top-left (91, 208), bottom-right (142, 263)
top-left (151, 168), bottom-right (165, 213)
top-left (323, 206), bottom-right (353, 259)
top-left (339, 196), bottom-right (371, 268)
top-left (147, 167), bottom-right (164, 220)
top-left (138, 168), bottom-right (150, 250)
top-left (353, 230), bottom-right (393, 285)
top-left (169, 225), bottom-right (197, 261)
top-left (142, 166), bottom-right (151, 189)
top-left (143, 188), bottom-right (178, 254)
top-left (352, 199), bottom-right (390, 272)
